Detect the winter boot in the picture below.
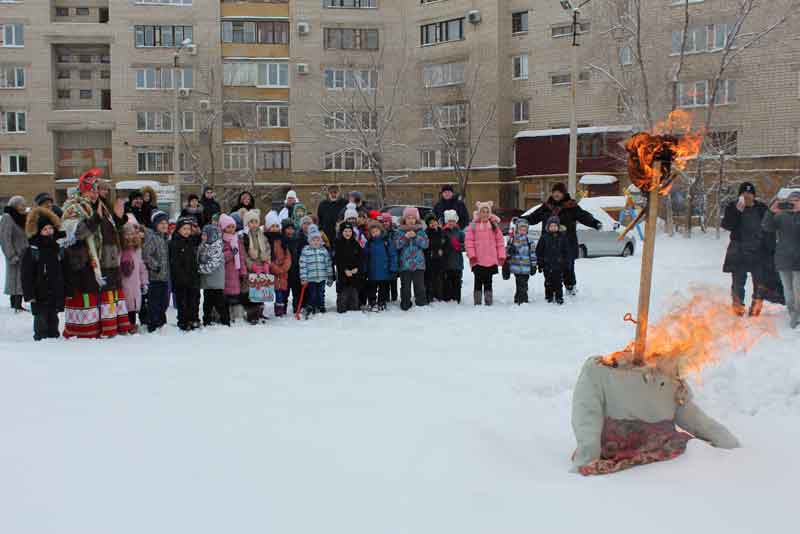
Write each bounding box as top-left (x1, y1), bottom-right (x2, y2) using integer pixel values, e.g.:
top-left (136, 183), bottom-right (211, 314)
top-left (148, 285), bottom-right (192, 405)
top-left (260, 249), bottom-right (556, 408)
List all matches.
top-left (566, 286), bottom-right (577, 296)
top-left (484, 290), bottom-right (493, 306)
top-left (732, 296), bottom-right (746, 317)
top-left (748, 299), bottom-right (764, 317)
top-left (473, 290), bottom-right (482, 306)
top-left (791, 312), bottom-right (800, 329)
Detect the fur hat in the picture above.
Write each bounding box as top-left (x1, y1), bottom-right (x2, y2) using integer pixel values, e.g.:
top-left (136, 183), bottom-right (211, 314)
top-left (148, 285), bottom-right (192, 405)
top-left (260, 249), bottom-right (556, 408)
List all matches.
top-left (475, 201), bottom-right (494, 213)
top-left (243, 209), bottom-right (261, 227)
top-left (218, 213), bottom-right (236, 232)
top-left (402, 206), bottom-right (420, 221)
top-left (344, 207), bottom-right (359, 220)
top-left (444, 209), bottom-right (459, 223)
top-left (8, 195), bottom-right (25, 208)
top-left (551, 182), bottom-right (568, 195)
top-left (285, 190), bottom-right (298, 202)
top-left (738, 182), bottom-right (756, 196)
top-left (175, 217), bottom-right (194, 233)
top-left (546, 215), bottom-right (561, 229)
top-left (34, 192), bottom-right (54, 206)
top-left (151, 210), bottom-right (169, 228)
top-left (264, 210), bottom-right (281, 229)
top-left (307, 224), bottom-right (321, 240)
top-left (25, 207), bottom-right (60, 238)
top-left (78, 168), bottom-right (103, 193)
top-left (202, 224), bottom-right (221, 243)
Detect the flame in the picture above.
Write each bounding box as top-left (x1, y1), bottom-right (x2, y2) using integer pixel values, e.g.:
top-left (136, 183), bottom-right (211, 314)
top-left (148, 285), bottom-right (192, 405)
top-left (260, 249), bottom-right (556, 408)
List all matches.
top-left (625, 110), bottom-right (704, 193)
top-left (601, 289), bottom-right (777, 378)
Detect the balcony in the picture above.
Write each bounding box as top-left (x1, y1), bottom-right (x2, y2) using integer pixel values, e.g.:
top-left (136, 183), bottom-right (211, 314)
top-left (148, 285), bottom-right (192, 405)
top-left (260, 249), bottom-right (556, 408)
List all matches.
top-left (52, 2), bottom-right (110, 24)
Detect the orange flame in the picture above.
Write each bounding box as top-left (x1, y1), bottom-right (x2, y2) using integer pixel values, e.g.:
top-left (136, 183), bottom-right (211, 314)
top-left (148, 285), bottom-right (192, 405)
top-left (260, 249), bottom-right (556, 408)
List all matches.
top-left (625, 110), bottom-right (704, 193)
top-left (602, 289), bottom-right (777, 378)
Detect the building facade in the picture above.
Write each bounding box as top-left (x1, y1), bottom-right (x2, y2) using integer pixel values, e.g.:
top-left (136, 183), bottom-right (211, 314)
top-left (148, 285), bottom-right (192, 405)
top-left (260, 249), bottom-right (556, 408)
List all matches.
top-left (2, 0), bottom-right (798, 215)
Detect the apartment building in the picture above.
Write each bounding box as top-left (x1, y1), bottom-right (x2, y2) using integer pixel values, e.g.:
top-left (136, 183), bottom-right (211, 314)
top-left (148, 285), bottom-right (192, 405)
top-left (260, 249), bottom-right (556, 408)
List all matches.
top-left (0, 0), bottom-right (220, 213)
top-left (2, 1), bottom-right (798, 213)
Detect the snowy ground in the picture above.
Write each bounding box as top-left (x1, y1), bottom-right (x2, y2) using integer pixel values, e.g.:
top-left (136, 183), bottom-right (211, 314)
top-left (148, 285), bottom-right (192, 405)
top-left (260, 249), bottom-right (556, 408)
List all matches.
top-left (1, 233), bottom-right (798, 534)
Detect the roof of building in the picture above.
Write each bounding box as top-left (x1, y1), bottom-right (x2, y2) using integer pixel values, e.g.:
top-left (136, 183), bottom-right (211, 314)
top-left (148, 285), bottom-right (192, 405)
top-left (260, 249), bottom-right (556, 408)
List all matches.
top-left (579, 174), bottom-right (618, 185)
top-left (514, 125), bottom-right (633, 139)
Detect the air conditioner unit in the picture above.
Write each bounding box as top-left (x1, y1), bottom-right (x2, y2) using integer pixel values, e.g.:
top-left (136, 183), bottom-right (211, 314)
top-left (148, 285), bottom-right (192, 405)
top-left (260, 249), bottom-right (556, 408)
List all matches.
top-left (467, 10), bottom-right (482, 24)
top-left (296, 63), bottom-right (309, 75)
top-left (297, 22), bottom-right (310, 35)
top-left (198, 99), bottom-right (211, 111)
top-left (178, 88), bottom-right (192, 98)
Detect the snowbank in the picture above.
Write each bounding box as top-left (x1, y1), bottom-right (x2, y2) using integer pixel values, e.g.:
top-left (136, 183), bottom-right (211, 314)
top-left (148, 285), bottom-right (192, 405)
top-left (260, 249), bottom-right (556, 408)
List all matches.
top-left (1, 235), bottom-right (798, 534)
top-left (579, 174), bottom-right (618, 185)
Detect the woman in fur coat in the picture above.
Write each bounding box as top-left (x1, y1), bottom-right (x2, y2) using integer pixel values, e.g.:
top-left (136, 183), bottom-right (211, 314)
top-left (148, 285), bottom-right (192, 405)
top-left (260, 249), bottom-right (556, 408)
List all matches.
top-left (0, 195), bottom-right (28, 311)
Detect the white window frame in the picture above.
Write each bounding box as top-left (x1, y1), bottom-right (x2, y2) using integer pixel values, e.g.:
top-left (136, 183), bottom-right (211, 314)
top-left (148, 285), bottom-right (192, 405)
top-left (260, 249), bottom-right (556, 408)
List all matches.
top-left (420, 149), bottom-right (438, 169)
top-left (714, 79), bottom-right (736, 106)
top-left (256, 146), bottom-right (291, 170)
top-left (136, 67), bottom-right (193, 90)
top-left (257, 63), bottom-right (289, 88)
top-left (619, 46), bottom-right (632, 66)
top-left (678, 80), bottom-right (708, 108)
top-left (512, 100), bottom-right (530, 123)
top-left (0, 65), bottom-right (24, 88)
top-left (0, 111), bottom-right (26, 133)
top-left (137, 151), bottom-right (173, 174)
top-left (1, 153), bottom-right (28, 175)
top-left (224, 145), bottom-right (250, 171)
top-left (512, 54), bottom-right (528, 80)
top-left (512, 11), bottom-right (529, 34)
top-left (0, 24), bottom-right (24, 47)
top-left (324, 67), bottom-right (378, 90)
top-left (323, 150), bottom-right (371, 171)
top-left (423, 61), bottom-right (465, 88)
top-left (257, 105), bottom-right (289, 129)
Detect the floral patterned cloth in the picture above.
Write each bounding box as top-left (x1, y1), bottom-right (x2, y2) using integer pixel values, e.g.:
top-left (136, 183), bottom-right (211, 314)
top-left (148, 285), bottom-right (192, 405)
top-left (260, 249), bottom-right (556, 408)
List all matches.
top-left (578, 417), bottom-right (693, 476)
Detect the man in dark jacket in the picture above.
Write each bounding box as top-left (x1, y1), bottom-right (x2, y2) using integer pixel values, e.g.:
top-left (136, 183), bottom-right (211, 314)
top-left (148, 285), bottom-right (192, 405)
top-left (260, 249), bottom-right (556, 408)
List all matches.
top-left (169, 217), bottom-right (201, 330)
top-left (200, 186), bottom-right (221, 226)
top-left (523, 182), bottom-right (602, 294)
top-left (721, 182), bottom-right (770, 316)
top-left (318, 185), bottom-right (347, 245)
top-left (433, 185), bottom-right (470, 230)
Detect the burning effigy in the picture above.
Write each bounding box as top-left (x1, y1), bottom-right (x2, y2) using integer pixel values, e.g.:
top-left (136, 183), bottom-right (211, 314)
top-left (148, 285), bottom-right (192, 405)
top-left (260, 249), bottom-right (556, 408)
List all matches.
top-left (571, 112), bottom-right (772, 476)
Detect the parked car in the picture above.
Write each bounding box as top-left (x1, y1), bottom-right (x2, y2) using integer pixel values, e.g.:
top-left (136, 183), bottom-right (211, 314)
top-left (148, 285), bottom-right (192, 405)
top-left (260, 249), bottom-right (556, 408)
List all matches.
top-left (494, 208), bottom-right (524, 234)
top-left (519, 201), bottom-right (637, 258)
top-left (380, 205), bottom-right (433, 225)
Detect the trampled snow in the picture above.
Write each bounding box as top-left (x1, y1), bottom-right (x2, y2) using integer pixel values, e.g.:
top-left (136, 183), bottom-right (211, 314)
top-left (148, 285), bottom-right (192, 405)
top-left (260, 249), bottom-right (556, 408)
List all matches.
top-left (1, 234), bottom-right (798, 534)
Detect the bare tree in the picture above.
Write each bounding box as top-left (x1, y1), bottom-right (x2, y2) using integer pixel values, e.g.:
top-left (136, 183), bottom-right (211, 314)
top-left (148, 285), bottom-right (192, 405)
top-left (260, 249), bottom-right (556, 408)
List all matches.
top-left (178, 66), bottom-right (221, 188)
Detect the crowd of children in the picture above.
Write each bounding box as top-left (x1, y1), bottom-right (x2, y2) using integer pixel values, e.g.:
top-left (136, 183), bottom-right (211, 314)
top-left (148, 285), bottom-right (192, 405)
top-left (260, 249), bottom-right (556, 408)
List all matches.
top-left (15, 187), bottom-right (579, 340)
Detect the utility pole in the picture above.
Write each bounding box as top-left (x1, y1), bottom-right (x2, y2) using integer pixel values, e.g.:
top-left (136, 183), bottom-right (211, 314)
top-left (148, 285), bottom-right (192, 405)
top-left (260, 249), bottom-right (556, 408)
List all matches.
top-left (560, 0), bottom-right (591, 197)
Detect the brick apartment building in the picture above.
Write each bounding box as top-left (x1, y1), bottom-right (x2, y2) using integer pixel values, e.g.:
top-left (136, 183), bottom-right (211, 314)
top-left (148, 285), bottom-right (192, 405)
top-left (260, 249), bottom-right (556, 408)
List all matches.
top-left (1, 0), bottom-right (798, 215)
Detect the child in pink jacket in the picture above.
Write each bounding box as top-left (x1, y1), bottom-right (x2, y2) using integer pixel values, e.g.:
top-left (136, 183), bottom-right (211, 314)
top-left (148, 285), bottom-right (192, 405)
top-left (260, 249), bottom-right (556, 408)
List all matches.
top-left (120, 219), bottom-right (148, 333)
top-left (465, 201), bottom-right (506, 306)
top-left (219, 213), bottom-right (247, 321)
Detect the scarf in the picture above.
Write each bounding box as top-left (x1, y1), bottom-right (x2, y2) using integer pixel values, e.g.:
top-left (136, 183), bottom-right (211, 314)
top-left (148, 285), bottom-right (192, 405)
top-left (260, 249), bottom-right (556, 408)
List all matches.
top-left (222, 231), bottom-right (241, 270)
top-left (246, 227), bottom-right (271, 264)
top-left (62, 192), bottom-right (105, 285)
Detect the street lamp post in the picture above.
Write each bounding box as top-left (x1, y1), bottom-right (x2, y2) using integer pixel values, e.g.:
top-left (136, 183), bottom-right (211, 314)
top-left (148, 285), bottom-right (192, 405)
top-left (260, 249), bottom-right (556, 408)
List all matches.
top-left (559, 0), bottom-right (591, 197)
top-left (173, 39), bottom-right (194, 217)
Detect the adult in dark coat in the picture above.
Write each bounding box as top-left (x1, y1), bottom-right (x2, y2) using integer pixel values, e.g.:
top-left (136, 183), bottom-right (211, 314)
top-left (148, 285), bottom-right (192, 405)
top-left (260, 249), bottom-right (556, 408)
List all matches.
top-left (231, 190), bottom-right (256, 213)
top-left (200, 186), bottom-right (221, 226)
top-left (318, 185), bottom-right (348, 245)
top-left (762, 191), bottom-right (800, 328)
top-left (124, 190), bottom-right (147, 225)
top-left (523, 182), bottom-right (602, 293)
top-left (334, 223), bottom-right (363, 313)
top-left (433, 185), bottom-right (470, 230)
top-left (180, 194), bottom-right (204, 227)
top-left (721, 182), bottom-right (770, 316)
top-left (34, 192), bottom-right (63, 218)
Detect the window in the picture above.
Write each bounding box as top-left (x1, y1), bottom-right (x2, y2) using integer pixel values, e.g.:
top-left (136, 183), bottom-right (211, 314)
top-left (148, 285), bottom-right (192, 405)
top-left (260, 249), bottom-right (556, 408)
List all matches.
top-left (257, 105), bottom-right (289, 128)
top-left (512, 11), bottom-right (528, 34)
top-left (135, 67), bottom-right (193, 90)
top-left (512, 55), bottom-right (528, 80)
top-left (256, 146), bottom-right (291, 170)
top-left (258, 63), bottom-right (289, 87)
top-left (224, 62), bottom-right (288, 88)
top-left (223, 104), bottom-right (257, 128)
top-left (2, 153), bottom-right (28, 174)
top-left (324, 150), bottom-right (371, 170)
top-left (420, 149), bottom-right (438, 169)
top-left (55, 7), bottom-right (70, 17)
top-left (678, 80), bottom-right (707, 107)
top-left (324, 28), bottom-right (379, 50)
top-left (579, 135), bottom-right (604, 158)
top-left (714, 79), bottom-right (736, 105)
top-left (513, 100), bottom-right (529, 123)
top-left (325, 0), bottom-right (377, 7)
top-left (100, 70), bottom-right (110, 79)
top-left (79, 70), bottom-right (92, 80)
top-left (57, 89), bottom-right (70, 99)
top-left (0, 65), bottom-right (24, 88)
top-left (224, 145), bottom-right (249, 171)
top-left (423, 103), bottom-right (467, 129)
top-left (671, 24), bottom-right (730, 54)
top-left (419, 148), bottom-right (466, 169)
top-left (79, 55), bottom-right (92, 63)
top-left (551, 22), bottom-right (589, 38)
top-left (551, 71), bottom-right (590, 86)
top-left (136, 0), bottom-right (193, 5)
top-left (57, 69), bottom-right (71, 79)
top-left (182, 111), bottom-right (194, 131)
top-left (136, 111), bottom-right (173, 132)
top-left (421, 18), bottom-right (464, 46)
top-left (79, 89), bottom-right (92, 99)
top-left (137, 151), bottom-right (173, 173)
top-left (221, 21), bottom-right (289, 44)
top-left (619, 46), bottom-right (632, 66)
top-left (135, 25), bottom-right (193, 48)
top-left (1, 111), bottom-right (26, 133)
top-left (1, 24), bottom-right (24, 47)
top-left (75, 7), bottom-right (90, 16)
top-left (423, 62), bottom-right (465, 88)
top-left (324, 111), bottom-right (377, 131)
top-left (324, 68), bottom-right (378, 90)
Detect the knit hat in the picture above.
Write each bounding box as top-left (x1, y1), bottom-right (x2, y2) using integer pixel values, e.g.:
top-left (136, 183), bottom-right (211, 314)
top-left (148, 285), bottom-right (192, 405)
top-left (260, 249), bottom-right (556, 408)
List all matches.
top-left (231, 212), bottom-right (243, 231)
top-left (300, 215), bottom-right (313, 227)
top-left (738, 182), bottom-right (756, 195)
top-left (218, 213), bottom-right (236, 232)
top-left (37, 213), bottom-right (56, 234)
top-left (402, 206), bottom-right (420, 221)
top-left (444, 209), bottom-right (459, 223)
top-left (175, 216), bottom-right (194, 233)
top-left (8, 195), bottom-right (25, 208)
top-left (78, 168), bottom-right (103, 193)
top-left (551, 182), bottom-right (568, 195)
top-left (151, 210), bottom-right (169, 228)
top-left (34, 192), bottom-right (54, 206)
top-left (424, 212), bottom-right (438, 225)
top-left (368, 209), bottom-right (381, 220)
top-left (546, 215), bottom-right (561, 228)
top-left (344, 206), bottom-right (359, 220)
top-left (515, 217), bottom-right (530, 229)
top-left (281, 218), bottom-right (296, 230)
top-left (475, 200), bottom-right (494, 213)
top-left (380, 212), bottom-right (393, 224)
top-left (441, 184), bottom-right (454, 193)
top-left (307, 224), bottom-right (321, 239)
top-left (202, 186), bottom-right (214, 195)
top-left (341, 222), bottom-right (354, 232)
top-left (243, 209), bottom-right (261, 227)
top-left (285, 190), bottom-right (298, 202)
top-left (349, 191), bottom-right (363, 202)
top-left (264, 210), bottom-right (281, 229)
top-left (202, 224), bottom-right (221, 243)
top-left (122, 220), bottom-right (139, 237)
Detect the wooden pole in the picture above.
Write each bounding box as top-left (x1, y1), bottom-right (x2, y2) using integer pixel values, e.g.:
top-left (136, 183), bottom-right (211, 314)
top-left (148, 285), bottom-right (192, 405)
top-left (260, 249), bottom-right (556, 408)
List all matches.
top-left (633, 162), bottom-right (663, 365)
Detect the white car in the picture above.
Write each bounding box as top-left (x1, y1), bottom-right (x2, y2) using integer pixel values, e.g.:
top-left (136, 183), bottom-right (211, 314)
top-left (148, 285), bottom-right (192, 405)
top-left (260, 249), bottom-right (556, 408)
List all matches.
top-left (520, 199), bottom-right (637, 258)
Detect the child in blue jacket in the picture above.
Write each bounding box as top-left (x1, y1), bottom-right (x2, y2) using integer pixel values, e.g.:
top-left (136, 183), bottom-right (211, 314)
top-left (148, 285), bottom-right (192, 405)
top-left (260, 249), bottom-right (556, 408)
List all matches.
top-left (395, 207), bottom-right (429, 311)
top-left (507, 218), bottom-right (537, 304)
top-left (364, 220), bottom-right (398, 311)
top-left (299, 224), bottom-right (334, 317)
